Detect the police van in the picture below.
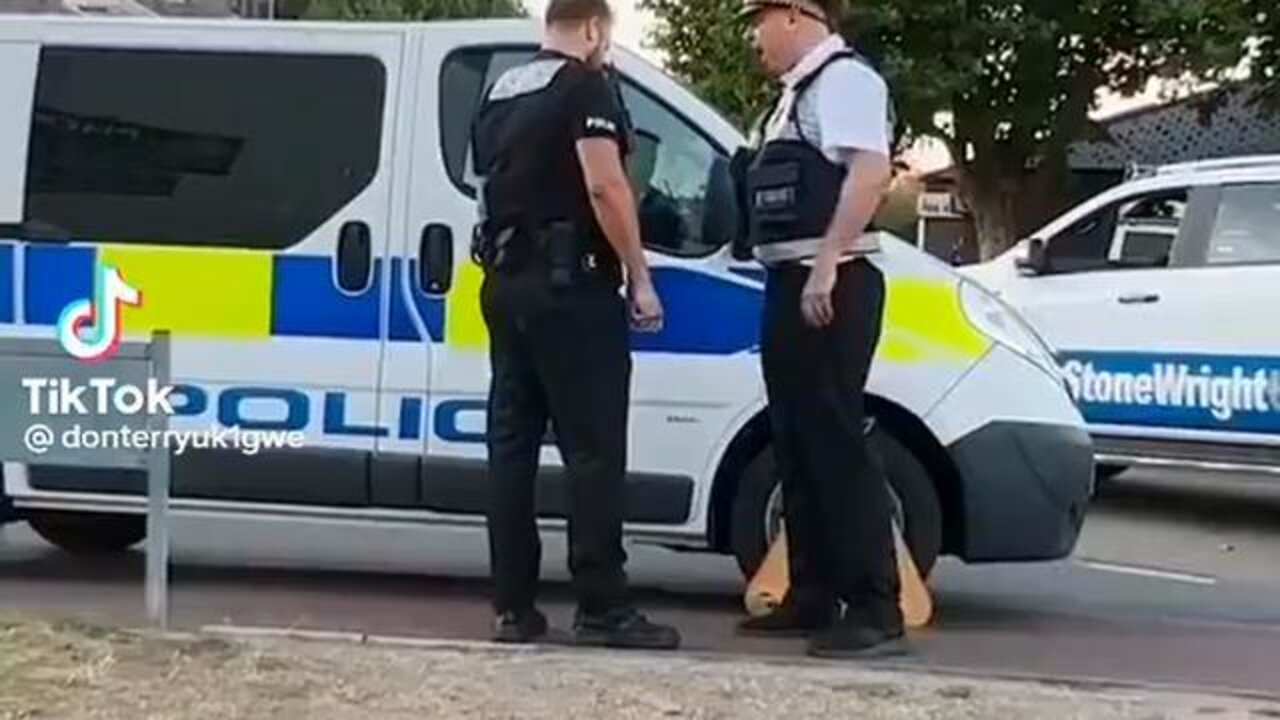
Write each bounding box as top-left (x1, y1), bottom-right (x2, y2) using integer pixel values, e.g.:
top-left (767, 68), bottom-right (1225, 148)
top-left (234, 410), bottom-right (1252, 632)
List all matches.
top-left (964, 155), bottom-right (1280, 479)
top-left (0, 15), bottom-right (1093, 579)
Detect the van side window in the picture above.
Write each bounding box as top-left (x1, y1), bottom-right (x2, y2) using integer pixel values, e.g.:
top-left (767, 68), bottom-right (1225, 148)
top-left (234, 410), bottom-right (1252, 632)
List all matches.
top-left (1045, 188), bottom-right (1187, 274)
top-left (617, 82), bottom-right (725, 258)
top-left (1206, 182), bottom-right (1280, 265)
top-left (23, 47), bottom-right (384, 249)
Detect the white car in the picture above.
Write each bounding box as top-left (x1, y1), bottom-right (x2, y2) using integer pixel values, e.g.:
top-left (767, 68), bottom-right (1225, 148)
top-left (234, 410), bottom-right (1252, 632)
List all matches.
top-left (964, 155), bottom-right (1280, 477)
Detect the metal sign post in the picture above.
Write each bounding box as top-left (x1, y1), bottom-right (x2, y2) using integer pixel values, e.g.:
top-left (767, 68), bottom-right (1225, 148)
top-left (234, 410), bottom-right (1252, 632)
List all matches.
top-left (0, 330), bottom-right (173, 629)
top-left (144, 330), bottom-right (172, 630)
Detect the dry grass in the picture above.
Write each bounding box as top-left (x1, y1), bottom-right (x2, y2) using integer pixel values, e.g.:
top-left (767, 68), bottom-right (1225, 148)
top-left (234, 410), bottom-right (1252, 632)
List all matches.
top-left (1, 612), bottom-right (1276, 720)
top-left (0, 612), bottom-right (291, 719)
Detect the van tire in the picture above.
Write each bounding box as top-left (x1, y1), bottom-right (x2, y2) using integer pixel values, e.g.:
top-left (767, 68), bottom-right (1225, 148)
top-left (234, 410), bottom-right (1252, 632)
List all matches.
top-left (730, 429), bottom-right (944, 582)
top-left (26, 511), bottom-right (145, 555)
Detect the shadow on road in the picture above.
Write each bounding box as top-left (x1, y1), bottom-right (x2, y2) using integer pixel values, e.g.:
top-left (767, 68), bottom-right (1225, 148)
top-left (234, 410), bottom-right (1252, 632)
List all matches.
top-left (1093, 472), bottom-right (1280, 533)
top-left (0, 547), bottom-right (743, 611)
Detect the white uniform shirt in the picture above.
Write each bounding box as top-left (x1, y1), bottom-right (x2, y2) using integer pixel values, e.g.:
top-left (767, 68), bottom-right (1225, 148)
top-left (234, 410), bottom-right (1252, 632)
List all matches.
top-left (752, 35), bottom-right (894, 265)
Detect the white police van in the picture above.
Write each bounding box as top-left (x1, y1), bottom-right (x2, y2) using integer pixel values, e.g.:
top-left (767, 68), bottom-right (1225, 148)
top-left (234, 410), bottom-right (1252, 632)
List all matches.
top-left (965, 155), bottom-right (1280, 479)
top-left (0, 15), bottom-right (1093, 578)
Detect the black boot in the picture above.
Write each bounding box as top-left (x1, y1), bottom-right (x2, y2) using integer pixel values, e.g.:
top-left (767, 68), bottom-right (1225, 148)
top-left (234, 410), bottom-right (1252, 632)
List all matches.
top-left (573, 607), bottom-right (681, 650)
top-left (806, 604), bottom-right (909, 659)
top-left (736, 597), bottom-right (836, 637)
top-left (492, 608), bottom-right (549, 644)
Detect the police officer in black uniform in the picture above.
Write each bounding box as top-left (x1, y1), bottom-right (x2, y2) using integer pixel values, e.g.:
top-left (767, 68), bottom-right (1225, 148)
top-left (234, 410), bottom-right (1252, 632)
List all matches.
top-left (734, 0), bottom-right (906, 658)
top-left (469, 0), bottom-right (680, 651)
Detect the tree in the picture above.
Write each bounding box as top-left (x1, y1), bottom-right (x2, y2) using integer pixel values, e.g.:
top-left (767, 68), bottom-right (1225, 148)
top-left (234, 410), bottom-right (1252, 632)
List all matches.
top-left (845, 1), bottom-right (1258, 259)
top-left (644, 0), bottom-right (1259, 259)
top-left (640, 0), bottom-right (773, 127)
top-left (297, 0), bottom-right (524, 21)
top-left (1249, 0), bottom-right (1279, 103)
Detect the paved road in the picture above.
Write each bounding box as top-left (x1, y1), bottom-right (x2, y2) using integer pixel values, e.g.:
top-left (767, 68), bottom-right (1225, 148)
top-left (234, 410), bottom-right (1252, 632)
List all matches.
top-left (4, 468), bottom-right (1280, 696)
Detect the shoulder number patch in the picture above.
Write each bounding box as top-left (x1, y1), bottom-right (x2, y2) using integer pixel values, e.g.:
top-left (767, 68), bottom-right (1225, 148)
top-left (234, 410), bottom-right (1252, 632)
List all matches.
top-left (585, 116), bottom-right (618, 134)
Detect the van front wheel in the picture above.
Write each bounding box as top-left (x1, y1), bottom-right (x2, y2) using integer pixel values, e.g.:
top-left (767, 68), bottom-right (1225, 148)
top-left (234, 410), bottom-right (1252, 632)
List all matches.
top-left (730, 429), bottom-right (944, 582)
top-left (26, 511), bottom-right (146, 555)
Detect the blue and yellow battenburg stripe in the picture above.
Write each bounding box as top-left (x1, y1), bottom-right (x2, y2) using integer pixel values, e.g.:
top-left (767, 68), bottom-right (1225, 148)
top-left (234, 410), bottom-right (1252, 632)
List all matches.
top-left (0, 244), bottom-right (763, 355)
top-left (0, 243), bottom-right (990, 362)
top-left (14, 245), bottom-right (454, 344)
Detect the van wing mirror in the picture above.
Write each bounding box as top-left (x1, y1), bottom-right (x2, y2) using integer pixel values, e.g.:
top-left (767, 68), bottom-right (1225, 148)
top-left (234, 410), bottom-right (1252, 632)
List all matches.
top-left (1016, 238), bottom-right (1048, 275)
top-left (701, 156), bottom-right (739, 251)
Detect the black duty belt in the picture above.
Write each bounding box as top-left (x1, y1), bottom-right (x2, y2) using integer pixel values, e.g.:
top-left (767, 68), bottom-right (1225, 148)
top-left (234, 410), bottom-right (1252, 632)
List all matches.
top-left (473, 220), bottom-right (615, 287)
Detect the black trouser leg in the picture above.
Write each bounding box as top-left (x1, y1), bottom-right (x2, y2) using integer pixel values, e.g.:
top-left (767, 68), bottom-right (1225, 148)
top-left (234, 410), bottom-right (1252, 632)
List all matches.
top-left (763, 259), bottom-right (900, 627)
top-left (808, 260), bottom-right (899, 625)
top-left (481, 274), bottom-right (549, 615)
top-left (762, 270), bottom-right (831, 611)
top-left (524, 280), bottom-right (631, 615)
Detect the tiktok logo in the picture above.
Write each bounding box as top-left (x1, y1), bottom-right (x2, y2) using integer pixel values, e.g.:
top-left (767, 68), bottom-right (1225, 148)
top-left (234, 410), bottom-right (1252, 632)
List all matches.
top-left (56, 264), bottom-right (142, 363)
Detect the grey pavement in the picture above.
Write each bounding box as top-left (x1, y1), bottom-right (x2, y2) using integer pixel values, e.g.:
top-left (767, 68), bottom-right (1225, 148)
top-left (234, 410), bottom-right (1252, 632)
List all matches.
top-left (3, 467), bottom-right (1280, 697)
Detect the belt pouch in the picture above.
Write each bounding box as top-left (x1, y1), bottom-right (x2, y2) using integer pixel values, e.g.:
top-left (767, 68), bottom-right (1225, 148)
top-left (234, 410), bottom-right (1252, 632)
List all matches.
top-left (542, 221), bottom-right (580, 288)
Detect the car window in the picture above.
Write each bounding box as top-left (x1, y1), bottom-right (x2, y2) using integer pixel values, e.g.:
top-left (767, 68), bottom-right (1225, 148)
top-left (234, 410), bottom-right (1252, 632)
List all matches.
top-left (24, 47), bottom-right (385, 250)
top-left (1111, 191), bottom-right (1186, 267)
top-left (617, 81), bottom-right (725, 258)
top-left (1206, 182), bottom-right (1280, 266)
top-left (440, 47), bottom-right (726, 258)
top-left (1045, 188), bottom-right (1187, 274)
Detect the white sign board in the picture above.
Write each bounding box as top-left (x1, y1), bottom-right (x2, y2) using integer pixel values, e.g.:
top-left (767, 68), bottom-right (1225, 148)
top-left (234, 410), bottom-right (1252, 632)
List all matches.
top-left (918, 192), bottom-right (966, 219)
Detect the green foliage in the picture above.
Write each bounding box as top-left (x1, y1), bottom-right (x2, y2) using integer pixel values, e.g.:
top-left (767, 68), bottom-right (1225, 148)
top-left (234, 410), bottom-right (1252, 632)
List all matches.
top-left (842, 1), bottom-right (1259, 256)
top-left (844, 1), bottom-right (1254, 164)
top-left (639, 0), bottom-right (773, 128)
top-left (1249, 0), bottom-right (1279, 103)
top-left (299, 0), bottom-right (525, 21)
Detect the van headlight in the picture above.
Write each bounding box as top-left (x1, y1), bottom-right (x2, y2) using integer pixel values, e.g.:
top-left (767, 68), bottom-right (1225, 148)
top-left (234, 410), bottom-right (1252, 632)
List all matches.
top-left (959, 280), bottom-right (1063, 381)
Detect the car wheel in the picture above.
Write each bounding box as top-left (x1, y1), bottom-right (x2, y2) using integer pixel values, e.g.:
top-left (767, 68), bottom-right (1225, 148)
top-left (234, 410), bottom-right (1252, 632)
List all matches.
top-left (26, 511), bottom-right (146, 555)
top-left (730, 428), bottom-right (944, 581)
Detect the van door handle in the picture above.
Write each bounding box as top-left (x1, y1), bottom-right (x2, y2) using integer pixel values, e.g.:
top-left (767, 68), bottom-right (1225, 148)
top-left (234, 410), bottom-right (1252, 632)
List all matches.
top-left (1118, 292), bottom-right (1160, 305)
top-left (337, 220), bottom-right (372, 292)
top-left (420, 223), bottom-right (454, 295)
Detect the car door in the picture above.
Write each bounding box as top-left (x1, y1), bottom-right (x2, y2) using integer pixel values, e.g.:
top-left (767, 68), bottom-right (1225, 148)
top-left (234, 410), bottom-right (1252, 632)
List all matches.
top-left (391, 41), bottom-right (531, 520)
top-left (407, 40), bottom-right (752, 533)
top-left (3, 28), bottom-right (404, 508)
top-left (994, 183), bottom-right (1220, 441)
top-left (1117, 179), bottom-right (1280, 447)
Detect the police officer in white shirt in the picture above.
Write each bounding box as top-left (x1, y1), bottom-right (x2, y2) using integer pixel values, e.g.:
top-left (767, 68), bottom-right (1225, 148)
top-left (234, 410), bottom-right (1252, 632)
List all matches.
top-left (735, 0), bottom-right (906, 659)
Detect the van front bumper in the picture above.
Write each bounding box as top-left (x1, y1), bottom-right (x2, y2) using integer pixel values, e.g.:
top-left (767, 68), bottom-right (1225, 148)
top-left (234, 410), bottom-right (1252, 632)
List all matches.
top-left (950, 420), bottom-right (1095, 562)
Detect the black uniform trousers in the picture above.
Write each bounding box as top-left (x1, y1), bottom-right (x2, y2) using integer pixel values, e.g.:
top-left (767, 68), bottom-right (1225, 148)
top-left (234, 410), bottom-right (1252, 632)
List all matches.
top-left (480, 266), bottom-right (631, 617)
top-left (760, 257), bottom-right (902, 629)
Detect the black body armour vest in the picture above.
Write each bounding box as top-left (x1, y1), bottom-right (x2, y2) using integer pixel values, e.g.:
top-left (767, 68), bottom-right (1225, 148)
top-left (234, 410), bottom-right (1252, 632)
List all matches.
top-left (744, 50), bottom-right (858, 258)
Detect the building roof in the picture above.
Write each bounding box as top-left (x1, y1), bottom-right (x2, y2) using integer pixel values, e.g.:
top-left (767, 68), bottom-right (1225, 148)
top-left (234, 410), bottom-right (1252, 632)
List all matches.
top-left (1069, 83), bottom-right (1280, 171)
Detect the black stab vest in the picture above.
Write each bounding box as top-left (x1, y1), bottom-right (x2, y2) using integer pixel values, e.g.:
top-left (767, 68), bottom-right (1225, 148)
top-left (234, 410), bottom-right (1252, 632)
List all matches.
top-left (744, 50), bottom-right (858, 257)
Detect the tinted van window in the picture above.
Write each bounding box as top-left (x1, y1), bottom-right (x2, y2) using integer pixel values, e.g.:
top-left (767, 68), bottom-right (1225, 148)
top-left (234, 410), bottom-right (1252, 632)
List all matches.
top-left (24, 47), bottom-right (385, 249)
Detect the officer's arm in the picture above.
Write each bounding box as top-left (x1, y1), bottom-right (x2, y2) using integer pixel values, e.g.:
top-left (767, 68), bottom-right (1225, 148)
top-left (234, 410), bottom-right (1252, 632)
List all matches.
top-left (817, 63), bottom-right (894, 258)
top-left (578, 139), bottom-right (650, 285)
top-left (823, 151), bottom-right (892, 257)
top-left (572, 72), bottom-right (654, 291)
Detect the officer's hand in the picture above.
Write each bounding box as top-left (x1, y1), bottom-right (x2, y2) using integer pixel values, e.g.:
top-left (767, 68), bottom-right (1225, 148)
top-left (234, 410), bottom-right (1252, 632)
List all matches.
top-left (802, 257), bottom-right (838, 328)
top-left (628, 281), bottom-right (665, 333)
